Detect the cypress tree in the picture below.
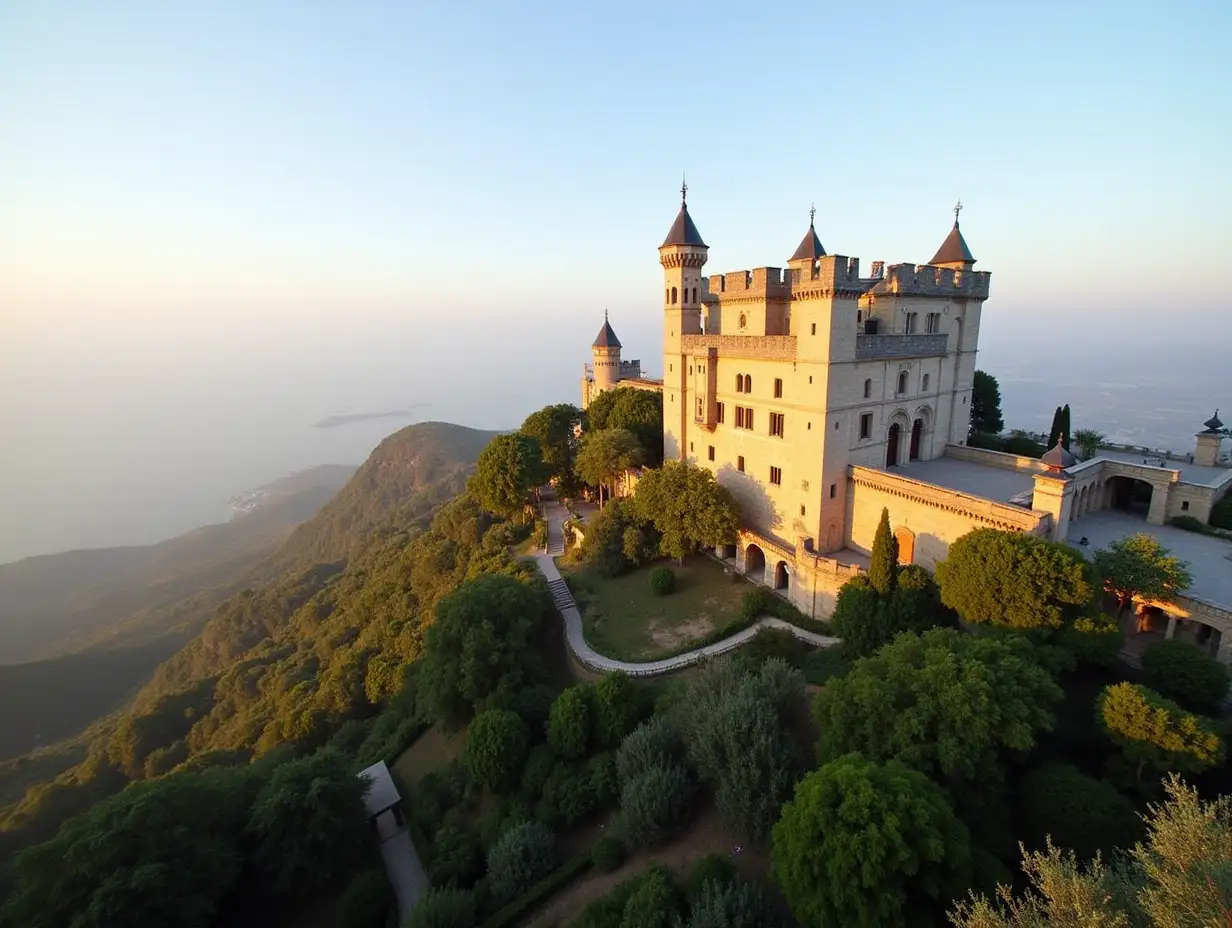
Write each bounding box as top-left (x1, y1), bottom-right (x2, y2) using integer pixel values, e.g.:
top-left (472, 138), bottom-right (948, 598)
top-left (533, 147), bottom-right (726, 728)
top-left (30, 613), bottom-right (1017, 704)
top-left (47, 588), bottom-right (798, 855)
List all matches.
top-left (868, 508), bottom-right (899, 596)
top-left (1061, 405), bottom-right (1072, 451)
top-left (1046, 407), bottom-right (1063, 450)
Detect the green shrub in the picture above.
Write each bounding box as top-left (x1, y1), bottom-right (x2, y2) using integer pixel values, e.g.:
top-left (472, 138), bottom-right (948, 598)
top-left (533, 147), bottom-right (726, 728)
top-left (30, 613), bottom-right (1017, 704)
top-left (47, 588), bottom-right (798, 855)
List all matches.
top-left (519, 744), bottom-right (558, 800)
top-left (1213, 493), bottom-right (1232, 530)
top-left (465, 709), bottom-right (529, 793)
top-left (619, 763), bottom-right (695, 848)
top-left (428, 818), bottom-right (485, 889)
top-left (592, 835), bottom-right (626, 872)
top-left (486, 820), bottom-right (556, 906)
top-left (619, 863), bottom-right (683, 927)
top-left (338, 868), bottom-right (393, 928)
top-left (548, 685), bottom-right (593, 759)
top-left (685, 853), bottom-right (736, 901)
top-left (407, 886), bottom-right (477, 928)
top-left (649, 566), bottom-right (676, 596)
top-left (592, 672), bottom-right (647, 748)
top-left (1141, 640), bottom-right (1230, 714)
top-left (682, 877), bottom-right (779, 928)
top-left (587, 751), bottom-right (619, 807)
top-left (1169, 515), bottom-right (1213, 535)
top-left (740, 586), bottom-right (778, 621)
top-left (616, 717), bottom-right (683, 784)
top-left (479, 854), bottom-right (593, 928)
top-left (742, 628), bottom-right (810, 666)
top-left (540, 763), bottom-right (595, 826)
top-left (531, 520), bottom-right (548, 549)
top-left (1057, 616), bottom-right (1124, 667)
top-left (1017, 761), bottom-right (1142, 861)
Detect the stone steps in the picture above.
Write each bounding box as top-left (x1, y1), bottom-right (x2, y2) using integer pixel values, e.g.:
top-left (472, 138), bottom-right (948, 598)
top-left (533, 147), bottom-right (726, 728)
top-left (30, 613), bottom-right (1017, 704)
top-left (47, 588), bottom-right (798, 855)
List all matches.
top-left (547, 578), bottom-right (575, 612)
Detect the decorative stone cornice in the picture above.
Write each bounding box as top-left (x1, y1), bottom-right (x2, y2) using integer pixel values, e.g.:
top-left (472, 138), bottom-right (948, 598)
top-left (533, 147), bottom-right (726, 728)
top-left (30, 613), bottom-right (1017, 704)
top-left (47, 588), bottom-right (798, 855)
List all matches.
top-left (659, 253), bottom-right (708, 269)
top-left (849, 465), bottom-right (1048, 533)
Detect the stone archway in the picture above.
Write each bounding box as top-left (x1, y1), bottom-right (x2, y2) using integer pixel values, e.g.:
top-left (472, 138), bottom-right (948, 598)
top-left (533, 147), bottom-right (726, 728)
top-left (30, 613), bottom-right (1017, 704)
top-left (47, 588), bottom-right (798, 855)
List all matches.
top-left (886, 423), bottom-right (901, 468)
top-left (909, 419), bottom-right (923, 461)
top-left (773, 560), bottom-right (790, 591)
top-left (744, 543), bottom-right (766, 581)
top-left (1108, 476), bottom-right (1153, 518)
top-left (894, 527), bottom-right (915, 565)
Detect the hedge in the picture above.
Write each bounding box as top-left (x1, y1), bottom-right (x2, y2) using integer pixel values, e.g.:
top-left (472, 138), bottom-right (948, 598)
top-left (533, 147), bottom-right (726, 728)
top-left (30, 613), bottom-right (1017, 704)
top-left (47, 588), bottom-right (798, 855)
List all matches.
top-left (479, 853), bottom-right (594, 928)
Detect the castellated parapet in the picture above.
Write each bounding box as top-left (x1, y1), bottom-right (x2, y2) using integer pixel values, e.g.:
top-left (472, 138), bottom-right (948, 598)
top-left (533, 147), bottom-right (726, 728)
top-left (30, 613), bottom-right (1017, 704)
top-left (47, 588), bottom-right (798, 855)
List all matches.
top-left (875, 263), bottom-right (991, 299)
top-left (704, 266), bottom-right (793, 300)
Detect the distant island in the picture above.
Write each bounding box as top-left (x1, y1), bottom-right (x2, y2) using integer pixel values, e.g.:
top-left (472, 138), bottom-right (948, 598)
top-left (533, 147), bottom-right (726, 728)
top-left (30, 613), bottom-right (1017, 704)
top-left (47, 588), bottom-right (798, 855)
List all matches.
top-left (313, 406), bottom-right (427, 430)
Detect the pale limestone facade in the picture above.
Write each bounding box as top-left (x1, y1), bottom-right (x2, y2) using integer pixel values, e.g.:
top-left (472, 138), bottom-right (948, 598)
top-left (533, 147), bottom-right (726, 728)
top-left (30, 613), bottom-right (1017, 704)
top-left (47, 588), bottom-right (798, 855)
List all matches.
top-left (578, 196), bottom-right (1232, 659)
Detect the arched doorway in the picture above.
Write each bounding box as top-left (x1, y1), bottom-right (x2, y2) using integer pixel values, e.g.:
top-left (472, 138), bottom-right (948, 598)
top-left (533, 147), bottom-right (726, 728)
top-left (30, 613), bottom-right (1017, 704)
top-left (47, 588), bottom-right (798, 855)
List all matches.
top-left (1108, 476), bottom-right (1153, 517)
top-left (894, 527), bottom-right (915, 565)
top-left (744, 543), bottom-right (766, 580)
top-left (773, 561), bottom-right (789, 591)
top-left (909, 419), bottom-right (923, 461)
top-left (886, 423), bottom-right (901, 468)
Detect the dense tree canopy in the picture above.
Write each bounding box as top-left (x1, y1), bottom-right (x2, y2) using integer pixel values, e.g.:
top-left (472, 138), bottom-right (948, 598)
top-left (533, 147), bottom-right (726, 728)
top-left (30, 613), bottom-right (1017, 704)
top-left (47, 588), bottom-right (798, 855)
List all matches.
top-left (520, 403), bottom-right (584, 494)
top-left (1016, 761), bottom-right (1142, 862)
top-left (575, 498), bottom-right (658, 577)
top-left (419, 575), bottom-right (552, 728)
top-left (814, 629), bottom-right (1062, 806)
top-left (831, 564), bottom-right (949, 659)
top-left (1093, 533), bottom-right (1192, 617)
top-left (772, 753), bottom-right (972, 928)
top-left (547, 686), bottom-right (592, 760)
top-left (585, 387), bottom-right (665, 467)
top-left (1140, 640), bottom-right (1230, 713)
top-left (575, 428), bottom-right (644, 508)
top-left (469, 433), bottom-right (546, 519)
top-left (463, 709), bottom-right (529, 793)
top-left (970, 370), bottom-right (1004, 436)
top-left (950, 776), bottom-right (1232, 927)
top-left (631, 461), bottom-right (741, 562)
top-left (936, 528), bottom-right (1096, 629)
top-left (1097, 682), bottom-right (1223, 783)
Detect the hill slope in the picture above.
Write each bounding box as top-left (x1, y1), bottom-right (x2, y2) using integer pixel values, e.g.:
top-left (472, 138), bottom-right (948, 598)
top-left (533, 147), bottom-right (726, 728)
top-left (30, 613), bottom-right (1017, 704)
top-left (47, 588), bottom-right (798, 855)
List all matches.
top-left (0, 465), bottom-right (356, 663)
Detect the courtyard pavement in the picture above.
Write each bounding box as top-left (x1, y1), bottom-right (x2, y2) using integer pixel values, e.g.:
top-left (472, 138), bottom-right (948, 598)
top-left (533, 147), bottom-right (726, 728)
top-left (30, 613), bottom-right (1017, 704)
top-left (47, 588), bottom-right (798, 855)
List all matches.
top-left (1068, 509), bottom-right (1232, 608)
top-left (535, 500), bottom-right (838, 675)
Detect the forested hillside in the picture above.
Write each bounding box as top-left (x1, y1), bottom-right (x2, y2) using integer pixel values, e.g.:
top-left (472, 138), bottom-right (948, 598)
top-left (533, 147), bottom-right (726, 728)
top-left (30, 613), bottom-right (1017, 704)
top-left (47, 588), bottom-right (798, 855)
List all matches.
top-left (0, 421), bottom-right (500, 886)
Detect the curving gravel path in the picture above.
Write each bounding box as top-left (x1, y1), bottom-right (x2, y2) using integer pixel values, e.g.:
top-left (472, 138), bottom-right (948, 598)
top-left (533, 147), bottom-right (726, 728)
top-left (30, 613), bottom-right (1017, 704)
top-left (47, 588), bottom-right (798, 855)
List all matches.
top-left (535, 501), bottom-right (839, 676)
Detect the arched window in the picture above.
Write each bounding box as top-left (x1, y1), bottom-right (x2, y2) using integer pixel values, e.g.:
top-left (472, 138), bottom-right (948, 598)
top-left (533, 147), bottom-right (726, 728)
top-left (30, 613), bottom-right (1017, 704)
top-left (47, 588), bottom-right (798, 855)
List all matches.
top-left (897, 371), bottom-right (908, 395)
top-left (691, 287), bottom-right (697, 303)
top-left (736, 374), bottom-right (743, 392)
top-left (671, 287), bottom-right (678, 304)
top-left (665, 288), bottom-right (669, 303)
top-left (746, 376), bottom-right (753, 393)
top-left (863, 378), bottom-right (872, 399)
top-left (922, 373), bottom-right (931, 391)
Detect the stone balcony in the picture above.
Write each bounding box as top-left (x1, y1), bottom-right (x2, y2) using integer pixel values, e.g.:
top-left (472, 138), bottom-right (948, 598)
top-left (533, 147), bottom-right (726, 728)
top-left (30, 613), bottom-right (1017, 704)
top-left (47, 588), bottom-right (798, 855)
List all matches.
top-left (854, 333), bottom-right (948, 361)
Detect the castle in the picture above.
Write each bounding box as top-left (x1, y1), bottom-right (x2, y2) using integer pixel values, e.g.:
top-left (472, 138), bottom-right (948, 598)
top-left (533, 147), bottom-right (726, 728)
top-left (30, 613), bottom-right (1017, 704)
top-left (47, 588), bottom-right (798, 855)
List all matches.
top-left (581, 190), bottom-right (1232, 659)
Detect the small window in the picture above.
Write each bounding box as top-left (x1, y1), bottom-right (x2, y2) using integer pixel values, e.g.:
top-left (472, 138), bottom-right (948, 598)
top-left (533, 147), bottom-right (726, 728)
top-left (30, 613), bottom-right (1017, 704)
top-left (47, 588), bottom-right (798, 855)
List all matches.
top-left (708, 445), bottom-right (715, 462)
top-left (770, 466), bottom-right (782, 486)
top-left (860, 413), bottom-right (872, 440)
top-left (770, 412), bottom-right (785, 438)
top-left (809, 375), bottom-right (813, 384)
top-left (746, 376), bottom-right (753, 393)
top-left (905, 311), bottom-right (918, 334)
top-left (737, 456), bottom-right (745, 473)
top-left (689, 366), bottom-right (693, 375)
top-left (811, 322), bottom-right (816, 335)
top-left (863, 378), bottom-right (872, 399)
top-left (800, 505), bottom-right (806, 516)
top-left (716, 402), bottom-right (725, 424)
top-left (807, 422), bottom-right (812, 430)
top-left (925, 312), bottom-right (940, 334)
top-left (774, 378), bottom-right (783, 399)
top-left (1182, 501), bottom-right (1190, 511)
top-left (735, 374), bottom-right (744, 393)
top-left (829, 484), bottom-right (837, 499)
top-left (923, 373), bottom-right (931, 391)
top-left (897, 371), bottom-right (908, 395)
top-left (689, 442), bottom-right (694, 452)
top-left (671, 286), bottom-right (678, 304)
top-left (834, 421), bottom-right (839, 430)
top-left (692, 287), bottom-right (697, 303)
top-left (695, 397), bottom-right (703, 419)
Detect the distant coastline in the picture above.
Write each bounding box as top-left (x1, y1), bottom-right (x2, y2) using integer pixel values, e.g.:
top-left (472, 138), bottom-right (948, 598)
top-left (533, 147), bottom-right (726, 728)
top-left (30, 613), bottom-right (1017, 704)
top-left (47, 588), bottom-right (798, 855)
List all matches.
top-left (312, 406), bottom-right (427, 430)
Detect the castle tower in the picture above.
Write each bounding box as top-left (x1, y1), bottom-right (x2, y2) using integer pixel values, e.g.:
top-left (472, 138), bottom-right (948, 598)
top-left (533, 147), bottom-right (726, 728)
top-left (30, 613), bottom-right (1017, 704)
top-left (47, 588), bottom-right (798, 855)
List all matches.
top-left (658, 180), bottom-right (708, 462)
top-left (1195, 410), bottom-right (1225, 466)
top-left (786, 205), bottom-right (826, 272)
top-left (591, 310), bottom-right (623, 395)
top-left (928, 200), bottom-right (977, 269)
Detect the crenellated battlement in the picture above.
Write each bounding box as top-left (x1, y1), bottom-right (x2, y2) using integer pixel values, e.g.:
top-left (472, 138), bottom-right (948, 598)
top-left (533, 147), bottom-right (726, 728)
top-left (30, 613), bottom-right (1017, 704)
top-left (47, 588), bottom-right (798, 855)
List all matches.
top-left (704, 266), bottom-right (793, 299)
top-left (877, 262), bottom-right (991, 298)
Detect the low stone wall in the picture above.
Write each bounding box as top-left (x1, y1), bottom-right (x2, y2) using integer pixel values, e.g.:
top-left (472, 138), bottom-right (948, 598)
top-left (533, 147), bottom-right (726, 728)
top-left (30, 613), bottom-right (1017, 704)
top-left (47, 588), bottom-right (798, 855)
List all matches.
top-left (944, 444), bottom-right (1050, 474)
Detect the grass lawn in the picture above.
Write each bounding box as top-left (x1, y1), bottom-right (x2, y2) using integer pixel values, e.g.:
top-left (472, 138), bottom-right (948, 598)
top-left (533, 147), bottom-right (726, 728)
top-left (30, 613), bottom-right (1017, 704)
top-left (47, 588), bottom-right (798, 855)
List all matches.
top-left (564, 556), bottom-right (750, 662)
top-left (391, 725), bottom-right (466, 793)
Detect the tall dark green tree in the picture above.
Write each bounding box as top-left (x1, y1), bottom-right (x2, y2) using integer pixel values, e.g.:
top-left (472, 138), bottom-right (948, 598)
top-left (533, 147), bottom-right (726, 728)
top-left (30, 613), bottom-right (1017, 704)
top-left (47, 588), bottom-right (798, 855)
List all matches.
top-left (1060, 404), bottom-right (1072, 451)
top-left (469, 433), bottom-right (545, 519)
top-left (1046, 406), bottom-right (1063, 450)
top-left (520, 404), bottom-right (584, 495)
top-left (970, 371), bottom-right (1005, 436)
top-left (867, 508), bottom-right (898, 595)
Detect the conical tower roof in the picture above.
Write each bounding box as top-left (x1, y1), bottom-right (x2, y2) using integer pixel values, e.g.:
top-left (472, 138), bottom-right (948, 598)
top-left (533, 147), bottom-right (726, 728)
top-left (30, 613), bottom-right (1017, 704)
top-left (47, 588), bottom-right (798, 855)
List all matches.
top-left (789, 206), bottom-right (826, 261)
top-left (929, 220), bottom-right (976, 266)
top-left (1041, 437), bottom-right (1077, 470)
top-left (592, 312), bottom-right (621, 349)
top-left (661, 178), bottom-right (706, 247)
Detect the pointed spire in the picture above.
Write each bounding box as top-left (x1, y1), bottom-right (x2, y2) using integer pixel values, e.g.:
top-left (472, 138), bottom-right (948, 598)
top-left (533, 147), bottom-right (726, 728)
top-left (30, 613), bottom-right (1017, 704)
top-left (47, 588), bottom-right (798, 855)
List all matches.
top-left (592, 312), bottom-right (621, 349)
top-left (661, 176), bottom-right (706, 247)
top-left (1041, 436), bottom-right (1077, 471)
top-left (1202, 409), bottom-right (1224, 433)
top-left (789, 203), bottom-right (826, 261)
top-left (929, 201), bottom-right (976, 266)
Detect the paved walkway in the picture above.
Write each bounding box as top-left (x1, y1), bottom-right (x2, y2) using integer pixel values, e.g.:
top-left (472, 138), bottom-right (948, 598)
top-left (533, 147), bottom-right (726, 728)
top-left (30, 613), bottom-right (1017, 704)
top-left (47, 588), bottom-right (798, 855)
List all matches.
top-left (535, 501), bottom-right (839, 676)
top-left (379, 826), bottom-right (430, 923)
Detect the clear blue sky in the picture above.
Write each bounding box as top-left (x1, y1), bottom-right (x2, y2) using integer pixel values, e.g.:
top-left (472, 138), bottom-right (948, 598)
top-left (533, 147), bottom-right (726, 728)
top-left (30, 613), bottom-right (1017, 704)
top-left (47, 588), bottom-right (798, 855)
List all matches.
top-left (2, 0), bottom-right (1230, 336)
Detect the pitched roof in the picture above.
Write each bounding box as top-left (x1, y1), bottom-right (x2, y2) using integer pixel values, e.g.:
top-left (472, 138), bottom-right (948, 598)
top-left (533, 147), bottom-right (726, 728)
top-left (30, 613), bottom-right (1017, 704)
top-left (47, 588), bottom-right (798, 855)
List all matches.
top-left (929, 221), bottom-right (976, 266)
top-left (790, 222), bottom-right (826, 261)
top-left (661, 204), bottom-right (706, 248)
top-left (592, 317), bottom-right (622, 349)
top-left (1041, 438), bottom-right (1077, 470)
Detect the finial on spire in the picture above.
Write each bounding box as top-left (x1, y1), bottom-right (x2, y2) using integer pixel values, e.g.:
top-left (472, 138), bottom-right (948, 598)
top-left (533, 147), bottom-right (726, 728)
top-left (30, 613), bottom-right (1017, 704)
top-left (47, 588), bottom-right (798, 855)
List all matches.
top-left (809, 203), bottom-right (816, 227)
top-left (953, 199), bottom-right (963, 225)
top-left (681, 173), bottom-right (688, 206)
top-left (604, 306), bottom-right (609, 321)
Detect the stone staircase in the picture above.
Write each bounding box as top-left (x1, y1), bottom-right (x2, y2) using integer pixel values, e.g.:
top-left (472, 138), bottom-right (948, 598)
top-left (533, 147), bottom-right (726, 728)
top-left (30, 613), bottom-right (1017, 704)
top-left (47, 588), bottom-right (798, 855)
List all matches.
top-left (545, 517), bottom-right (565, 556)
top-left (547, 578), bottom-right (576, 612)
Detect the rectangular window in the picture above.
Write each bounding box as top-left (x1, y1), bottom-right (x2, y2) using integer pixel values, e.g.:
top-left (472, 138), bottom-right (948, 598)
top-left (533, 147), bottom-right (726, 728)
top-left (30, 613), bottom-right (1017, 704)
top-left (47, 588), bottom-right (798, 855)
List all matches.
top-left (769, 412), bottom-right (785, 438)
top-left (800, 505), bottom-right (806, 516)
top-left (735, 407), bottom-right (754, 431)
top-left (737, 456), bottom-right (745, 473)
top-left (769, 466), bottom-right (782, 486)
top-left (1182, 501), bottom-right (1190, 511)
top-left (708, 445), bottom-right (715, 461)
top-left (696, 397), bottom-right (703, 420)
top-left (860, 413), bottom-right (872, 440)
top-left (811, 322), bottom-right (816, 335)
top-left (925, 313), bottom-right (940, 334)
top-left (905, 312), bottom-right (918, 334)
top-left (774, 378), bottom-right (783, 398)
top-left (829, 484), bottom-right (837, 499)
top-left (689, 442), bottom-right (694, 452)
top-left (716, 402), bottom-right (725, 424)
